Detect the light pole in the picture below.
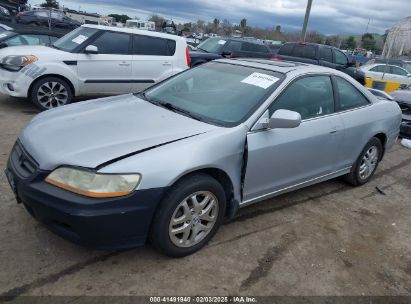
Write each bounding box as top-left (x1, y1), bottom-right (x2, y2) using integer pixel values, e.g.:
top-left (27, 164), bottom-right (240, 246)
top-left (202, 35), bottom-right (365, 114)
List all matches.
top-left (301, 0), bottom-right (313, 41)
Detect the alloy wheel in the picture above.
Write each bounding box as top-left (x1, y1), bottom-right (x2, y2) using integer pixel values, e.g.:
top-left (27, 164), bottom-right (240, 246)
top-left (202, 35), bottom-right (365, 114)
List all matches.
top-left (359, 146), bottom-right (379, 180)
top-left (37, 81), bottom-right (68, 109)
top-left (169, 191), bottom-right (219, 248)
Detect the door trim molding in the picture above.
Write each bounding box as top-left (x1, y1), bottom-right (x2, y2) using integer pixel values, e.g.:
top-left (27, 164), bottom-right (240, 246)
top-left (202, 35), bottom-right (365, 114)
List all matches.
top-left (240, 167), bottom-right (351, 207)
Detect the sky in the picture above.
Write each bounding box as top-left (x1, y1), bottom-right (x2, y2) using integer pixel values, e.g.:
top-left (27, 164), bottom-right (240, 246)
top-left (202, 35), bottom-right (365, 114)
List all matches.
top-left (29, 0), bottom-right (411, 35)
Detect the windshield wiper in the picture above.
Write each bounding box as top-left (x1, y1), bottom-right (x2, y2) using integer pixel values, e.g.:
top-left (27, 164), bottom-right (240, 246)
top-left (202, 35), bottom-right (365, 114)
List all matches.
top-left (158, 102), bottom-right (204, 122)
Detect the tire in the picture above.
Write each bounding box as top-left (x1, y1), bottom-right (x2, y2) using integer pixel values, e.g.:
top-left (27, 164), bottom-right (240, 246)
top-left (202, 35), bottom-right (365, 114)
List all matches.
top-left (344, 137), bottom-right (383, 186)
top-left (150, 174), bottom-right (226, 257)
top-left (30, 77), bottom-right (73, 111)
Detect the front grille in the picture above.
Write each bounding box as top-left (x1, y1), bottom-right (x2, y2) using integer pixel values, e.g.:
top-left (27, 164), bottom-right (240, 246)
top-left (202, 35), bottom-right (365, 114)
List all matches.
top-left (10, 141), bottom-right (39, 178)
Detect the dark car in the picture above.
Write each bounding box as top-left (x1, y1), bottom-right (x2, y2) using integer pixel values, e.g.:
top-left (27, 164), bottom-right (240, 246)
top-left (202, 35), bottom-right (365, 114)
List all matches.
top-left (0, 29), bottom-right (63, 48)
top-left (16, 10), bottom-right (81, 29)
top-left (0, 5), bottom-right (11, 21)
top-left (275, 42), bottom-right (366, 85)
top-left (189, 37), bottom-right (272, 67)
top-left (390, 90), bottom-right (411, 139)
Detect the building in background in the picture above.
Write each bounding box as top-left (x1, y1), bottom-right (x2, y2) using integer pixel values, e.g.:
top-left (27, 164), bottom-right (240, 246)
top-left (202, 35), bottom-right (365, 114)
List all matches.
top-left (382, 16), bottom-right (411, 58)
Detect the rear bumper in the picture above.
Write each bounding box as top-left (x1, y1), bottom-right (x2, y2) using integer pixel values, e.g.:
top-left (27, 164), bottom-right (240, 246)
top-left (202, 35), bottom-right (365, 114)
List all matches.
top-left (5, 158), bottom-right (167, 249)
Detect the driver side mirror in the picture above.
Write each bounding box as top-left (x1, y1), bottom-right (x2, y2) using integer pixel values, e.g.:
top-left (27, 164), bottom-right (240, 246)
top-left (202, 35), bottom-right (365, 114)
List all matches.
top-left (254, 109), bottom-right (301, 130)
top-left (84, 45), bottom-right (98, 54)
top-left (221, 51), bottom-right (233, 58)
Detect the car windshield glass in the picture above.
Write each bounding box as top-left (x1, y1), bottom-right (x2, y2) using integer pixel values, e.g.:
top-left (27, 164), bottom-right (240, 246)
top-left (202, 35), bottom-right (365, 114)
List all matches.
top-left (143, 62), bottom-right (284, 127)
top-left (52, 27), bottom-right (98, 52)
top-left (196, 37), bottom-right (226, 53)
top-left (0, 31), bottom-right (17, 42)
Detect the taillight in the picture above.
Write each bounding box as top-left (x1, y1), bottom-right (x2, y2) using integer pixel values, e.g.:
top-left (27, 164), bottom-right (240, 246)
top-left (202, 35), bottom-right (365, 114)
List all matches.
top-left (186, 46), bottom-right (191, 67)
top-left (271, 57), bottom-right (282, 60)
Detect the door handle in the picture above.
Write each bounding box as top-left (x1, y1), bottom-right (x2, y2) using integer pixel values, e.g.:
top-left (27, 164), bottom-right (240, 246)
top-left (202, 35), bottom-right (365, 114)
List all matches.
top-left (162, 62), bottom-right (172, 66)
top-left (329, 126), bottom-right (338, 134)
top-left (119, 62), bottom-right (130, 66)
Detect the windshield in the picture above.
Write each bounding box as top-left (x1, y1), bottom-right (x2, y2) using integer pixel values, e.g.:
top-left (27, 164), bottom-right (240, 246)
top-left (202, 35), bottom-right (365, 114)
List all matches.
top-left (144, 62), bottom-right (284, 127)
top-left (52, 27), bottom-right (99, 52)
top-left (0, 31), bottom-right (16, 42)
top-left (196, 37), bottom-right (227, 53)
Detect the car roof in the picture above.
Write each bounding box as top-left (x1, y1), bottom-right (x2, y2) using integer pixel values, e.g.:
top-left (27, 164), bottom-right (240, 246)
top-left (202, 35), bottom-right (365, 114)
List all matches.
top-left (82, 24), bottom-right (185, 41)
top-left (214, 58), bottom-right (335, 74)
top-left (12, 29), bottom-right (64, 37)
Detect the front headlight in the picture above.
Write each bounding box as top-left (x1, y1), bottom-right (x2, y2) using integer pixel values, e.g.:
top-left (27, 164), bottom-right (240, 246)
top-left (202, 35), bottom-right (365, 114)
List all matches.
top-left (45, 167), bottom-right (141, 198)
top-left (0, 55), bottom-right (38, 71)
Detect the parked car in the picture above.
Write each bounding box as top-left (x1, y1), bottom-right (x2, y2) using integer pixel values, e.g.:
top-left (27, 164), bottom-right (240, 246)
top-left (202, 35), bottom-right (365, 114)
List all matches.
top-left (0, 25), bottom-right (190, 110)
top-left (16, 10), bottom-right (81, 29)
top-left (5, 59), bottom-right (401, 256)
top-left (0, 29), bottom-right (63, 49)
top-left (275, 42), bottom-right (366, 85)
top-left (360, 64), bottom-right (411, 88)
top-left (389, 89), bottom-right (411, 139)
top-left (367, 58), bottom-right (411, 73)
top-left (189, 37), bottom-right (272, 67)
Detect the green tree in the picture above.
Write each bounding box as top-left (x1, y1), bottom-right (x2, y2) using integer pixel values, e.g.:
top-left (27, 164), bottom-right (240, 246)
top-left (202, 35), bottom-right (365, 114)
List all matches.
top-left (213, 18), bottom-right (220, 33)
top-left (240, 18), bottom-right (247, 35)
top-left (361, 33), bottom-right (376, 50)
top-left (40, 0), bottom-right (59, 9)
top-left (342, 36), bottom-right (357, 49)
top-left (108, 14), bottom-right (130, 23)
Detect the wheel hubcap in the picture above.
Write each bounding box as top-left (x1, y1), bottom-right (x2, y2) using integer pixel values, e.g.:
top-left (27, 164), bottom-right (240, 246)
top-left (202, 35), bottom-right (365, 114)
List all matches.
top-left (37, 81), bottom-right (68, 109)
top-left (169, 191), bottom-right (219, 248)
top-left (359, 146), bottom-right (379, 180)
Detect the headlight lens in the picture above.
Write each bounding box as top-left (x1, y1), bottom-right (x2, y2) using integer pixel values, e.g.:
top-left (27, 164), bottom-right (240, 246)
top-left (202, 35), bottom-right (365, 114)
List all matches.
top-left (0, 55), bottom-right (38, 71)
top-left (45, 167), bottom-right (141, 198)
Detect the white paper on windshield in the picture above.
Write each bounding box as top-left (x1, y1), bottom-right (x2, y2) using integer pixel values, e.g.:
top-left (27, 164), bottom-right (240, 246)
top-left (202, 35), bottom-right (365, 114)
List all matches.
top-left (0, 33), bottom-right (7, 39)
top-left (72, 35), bottom-right (88, 44)
top-left (217, 39), bottom-right (226, 45)
top-left (241, 72), bottom-right (280, 89)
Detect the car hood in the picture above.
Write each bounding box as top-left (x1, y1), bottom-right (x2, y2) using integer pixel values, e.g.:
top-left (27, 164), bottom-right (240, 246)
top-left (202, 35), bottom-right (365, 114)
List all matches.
top-left (390, 90), bottom-right (411, 106)
top-left (19, 94), bottom-right (219, 171)
top-left (0, 45), bottom-right (67, 58)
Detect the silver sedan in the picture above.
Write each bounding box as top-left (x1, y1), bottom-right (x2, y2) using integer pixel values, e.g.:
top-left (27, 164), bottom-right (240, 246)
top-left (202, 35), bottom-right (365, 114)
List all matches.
top-left (6, 59), bottom-right (402, 256)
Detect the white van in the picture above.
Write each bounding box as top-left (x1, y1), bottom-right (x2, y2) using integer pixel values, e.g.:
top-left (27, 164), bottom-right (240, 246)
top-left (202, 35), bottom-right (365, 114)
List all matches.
top-left (126, 20), bottom-right (155, 31)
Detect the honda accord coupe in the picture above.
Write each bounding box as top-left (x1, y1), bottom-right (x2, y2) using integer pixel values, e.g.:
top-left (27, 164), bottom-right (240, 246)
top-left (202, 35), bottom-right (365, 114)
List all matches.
top-left (5, 59), bottom-right (402, 256)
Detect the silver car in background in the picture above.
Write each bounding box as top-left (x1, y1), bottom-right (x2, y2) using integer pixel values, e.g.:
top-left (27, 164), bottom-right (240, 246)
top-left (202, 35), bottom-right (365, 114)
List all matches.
top-left (6, 59), bottom-right (402, 256)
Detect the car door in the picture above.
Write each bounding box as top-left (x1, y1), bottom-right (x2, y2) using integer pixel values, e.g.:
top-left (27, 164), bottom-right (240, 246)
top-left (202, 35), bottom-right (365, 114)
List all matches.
top-left (319, 47), bottom-right (335, 68)
top-left (333, 49), bottom-right (349, 72)
top-left (366, 65), bottom-right (386, 79)
top-left (131, 34), bottom-right (176, 93)
top-left (77, 31), bottom-right (132, 95)
top-left (243, 75), bottom-right (344, 202)
top-left (388, 65), bottom-right (411, 85)
top-left (332, 76), bottom-right (372, 168)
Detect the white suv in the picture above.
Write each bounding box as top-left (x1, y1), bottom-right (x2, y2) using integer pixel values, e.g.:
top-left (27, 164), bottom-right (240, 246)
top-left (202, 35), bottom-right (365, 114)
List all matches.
top-left (0, 25), bottom-right (190, 110)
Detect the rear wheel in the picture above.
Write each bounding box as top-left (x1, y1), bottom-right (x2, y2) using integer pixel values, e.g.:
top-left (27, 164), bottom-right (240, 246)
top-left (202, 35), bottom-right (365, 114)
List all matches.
top-left (344, 137), bottom-right (383, 186)
top-left (150, 174), bottom-right (226, 257)
top-left (30, 77), bottom-right (73, 111)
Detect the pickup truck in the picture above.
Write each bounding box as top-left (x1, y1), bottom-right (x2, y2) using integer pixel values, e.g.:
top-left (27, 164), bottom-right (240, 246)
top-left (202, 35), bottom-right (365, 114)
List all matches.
top-left (189, 37), bottom-right (272, 67)
top-left (274, 42), bottom-right (366, 85)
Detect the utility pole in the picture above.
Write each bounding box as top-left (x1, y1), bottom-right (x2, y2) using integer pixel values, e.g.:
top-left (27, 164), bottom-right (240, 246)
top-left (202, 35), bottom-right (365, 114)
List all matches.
top-left (301, 0), bottom-right (313, 41)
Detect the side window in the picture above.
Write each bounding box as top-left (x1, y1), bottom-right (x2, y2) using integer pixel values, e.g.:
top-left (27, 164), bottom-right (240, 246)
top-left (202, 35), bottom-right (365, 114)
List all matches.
top-left (278, 43), bottom-right (294, 55)
top-left (49, 36), bottom-right (59, 44)
top-left (269, 76), bottom-right (334, 120)
top-left (133, 35), bottom-right (176, 56)
top-left (390, 66), bottom-right (407, 76)
top-left (35, 11), bottom-right (48, 18)
top-left (90, 31), bottom-right (130, 55)
top-left (291, 45), bottom-right (316, 59)
top-left (370, 65), bottom-right (386, 73)
top-left (319, 47), bottom-right (333, 62)
top-left (224, 41), bottom-right (242, 52)
top-left (335, 76), bottom-right (369, 111)
top-left (335, 50), bottom-right (348, 66)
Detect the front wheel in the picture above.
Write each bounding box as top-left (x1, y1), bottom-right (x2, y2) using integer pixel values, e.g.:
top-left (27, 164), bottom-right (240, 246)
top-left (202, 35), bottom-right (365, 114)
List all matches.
top-left (150, 174), bottom-right (226, 257)
top-left (344, 137), bottom-right (383, 186)
top-left (30, 77), bottom-right (73, 111)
